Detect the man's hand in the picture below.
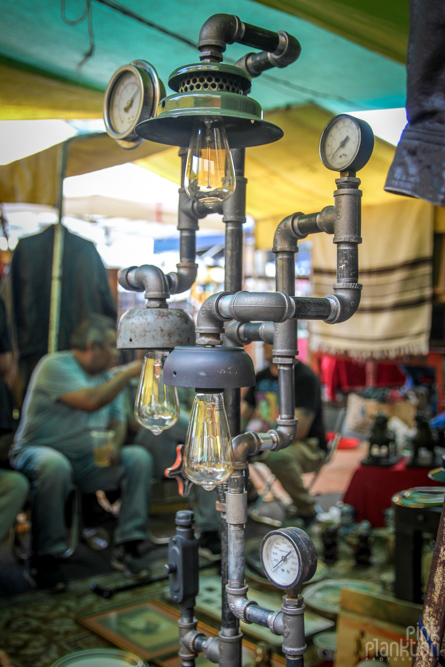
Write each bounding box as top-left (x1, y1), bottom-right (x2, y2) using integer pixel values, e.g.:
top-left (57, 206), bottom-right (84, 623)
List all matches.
top-left (120, 360), bottom-right (143, 379)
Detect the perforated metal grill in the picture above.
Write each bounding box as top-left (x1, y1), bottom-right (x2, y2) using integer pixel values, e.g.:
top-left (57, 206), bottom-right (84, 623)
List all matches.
top-left (178, 73), bottom-right (243, 95)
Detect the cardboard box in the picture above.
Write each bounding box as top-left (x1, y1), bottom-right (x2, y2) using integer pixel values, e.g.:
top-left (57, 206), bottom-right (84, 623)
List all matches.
top-left (344, 392), bottom-right (416, 434)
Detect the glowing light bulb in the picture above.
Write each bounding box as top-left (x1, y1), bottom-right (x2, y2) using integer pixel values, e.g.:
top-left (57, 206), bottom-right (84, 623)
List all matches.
top-left (184, 117), bottom-right (236, 207)
top-left (134, 351), bottom-right (180, 435)
top-left (183, 392), bottom-right (234, 490)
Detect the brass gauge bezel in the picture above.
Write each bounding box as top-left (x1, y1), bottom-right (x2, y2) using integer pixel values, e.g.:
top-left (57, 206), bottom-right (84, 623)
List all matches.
top-left (103, 60), bottom-right (165, 149)
top-left (319, 114), bottom-right (374, 173)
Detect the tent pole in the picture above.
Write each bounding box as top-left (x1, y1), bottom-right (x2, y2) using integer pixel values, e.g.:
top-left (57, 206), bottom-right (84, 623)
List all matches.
top-left (48, 140), bottom-right (69, 353)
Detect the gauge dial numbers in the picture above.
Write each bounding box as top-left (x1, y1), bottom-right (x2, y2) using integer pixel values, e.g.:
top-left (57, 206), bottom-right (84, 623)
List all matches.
top-left (319, 114), bottom-right (374, 173)
top-left (103, 61), bottom-right (165, 149)
top-left (260, 527), bottom-right (318, 590)
top-left (261, 533), bottom-right (301, 589)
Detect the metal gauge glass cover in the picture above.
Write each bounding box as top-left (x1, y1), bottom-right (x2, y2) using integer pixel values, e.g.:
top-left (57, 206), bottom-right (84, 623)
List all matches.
top-left (319, 114), bottom-right (374, 172)
top-left (103, 60), bottom-right (164, 149)
top-left (260, 529), bottom-right (300, 589)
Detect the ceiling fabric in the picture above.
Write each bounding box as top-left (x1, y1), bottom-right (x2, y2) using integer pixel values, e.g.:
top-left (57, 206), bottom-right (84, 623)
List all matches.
top-left (0, 0), bottom-right (406, 120)
top-left (252, 0), bottom-right (409, 64)
top-left (135, 104), bottom-right (402, 249)
top-left (0, 133), bottom-right (169, 207)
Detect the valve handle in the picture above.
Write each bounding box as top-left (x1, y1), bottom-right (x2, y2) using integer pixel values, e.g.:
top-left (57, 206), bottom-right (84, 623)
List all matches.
top-left (165, 444), bottom-right (193, 497)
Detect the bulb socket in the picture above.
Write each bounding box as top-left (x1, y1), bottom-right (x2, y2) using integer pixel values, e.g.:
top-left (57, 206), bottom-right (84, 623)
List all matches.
top-left (164, 346), bottom-right (255, 389)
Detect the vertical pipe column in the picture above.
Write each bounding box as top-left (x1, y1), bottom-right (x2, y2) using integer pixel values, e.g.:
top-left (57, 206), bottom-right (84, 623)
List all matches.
top-left (220, 148), bottom-right (247, 666)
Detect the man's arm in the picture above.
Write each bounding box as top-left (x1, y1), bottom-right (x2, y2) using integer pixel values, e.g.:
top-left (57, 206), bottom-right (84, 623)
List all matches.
top-left (295, 407), bottom-right (315, 440)
top-left (59, 361), bottom-right (142, 412)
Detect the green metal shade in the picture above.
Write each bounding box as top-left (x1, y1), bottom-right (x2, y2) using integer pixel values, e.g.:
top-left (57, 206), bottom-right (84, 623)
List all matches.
top-left (136, 61), bottom-right (284, 148)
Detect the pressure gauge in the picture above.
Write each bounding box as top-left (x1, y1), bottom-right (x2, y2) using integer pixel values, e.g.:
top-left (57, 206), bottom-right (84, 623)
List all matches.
top-left (103, 60), bottom-right (165, 149)
top-left (319, 114), bottom-right (374, 172)
top-left (260, 527), bottom-right (318, 590)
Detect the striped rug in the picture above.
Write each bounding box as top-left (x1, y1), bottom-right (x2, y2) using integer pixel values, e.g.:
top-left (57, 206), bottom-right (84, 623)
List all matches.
top-left (309, 198), bottom-right (434, 359)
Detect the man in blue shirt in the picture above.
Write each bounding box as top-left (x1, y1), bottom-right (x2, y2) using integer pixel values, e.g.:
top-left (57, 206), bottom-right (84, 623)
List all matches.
top-left (10, 315), bottom-right (153, 591)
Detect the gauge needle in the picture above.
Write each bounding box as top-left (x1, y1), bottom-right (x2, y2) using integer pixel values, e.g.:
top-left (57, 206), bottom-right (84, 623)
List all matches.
top-left (273, 551), bottom-right (292, 569)
top-left (332, 134), bottom-right (350, 158)
top-left (124, 90), bottom-right (139, 113)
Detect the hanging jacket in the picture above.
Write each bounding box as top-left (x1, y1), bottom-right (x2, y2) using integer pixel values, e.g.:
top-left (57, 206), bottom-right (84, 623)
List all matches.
top-left (385, 0), bottom-right (445, 205)
top-left (10, 225), bottom-right (117, 357)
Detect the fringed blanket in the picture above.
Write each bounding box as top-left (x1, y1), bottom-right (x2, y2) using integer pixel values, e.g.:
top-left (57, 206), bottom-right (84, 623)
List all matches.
top-left (309, 198), bottom-right (434, 359)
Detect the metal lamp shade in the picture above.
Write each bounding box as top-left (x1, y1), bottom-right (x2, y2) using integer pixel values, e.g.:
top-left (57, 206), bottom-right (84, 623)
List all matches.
top-left (163, 346), bottom-right (255, 390)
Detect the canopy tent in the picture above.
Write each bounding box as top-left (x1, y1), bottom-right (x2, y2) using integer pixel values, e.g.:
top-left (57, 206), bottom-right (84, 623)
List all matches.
top-left (2, 0), bottom-right (437, 362)
top-left (133, 104), bottom-right (401, 249)
top-left (0, 105), bottom-right (401, 248)
top-left (0, 0), bottom-right (407, 121)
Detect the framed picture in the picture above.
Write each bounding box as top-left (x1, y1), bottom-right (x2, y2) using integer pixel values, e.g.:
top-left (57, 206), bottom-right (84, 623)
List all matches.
top-left (78, 599), bottom-right (286, 665)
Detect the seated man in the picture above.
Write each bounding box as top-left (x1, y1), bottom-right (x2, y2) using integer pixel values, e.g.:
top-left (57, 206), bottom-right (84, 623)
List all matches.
top-left (242, 344), bottom-right (326, 526)
top-left (10, 315), bottom-right (154, 591)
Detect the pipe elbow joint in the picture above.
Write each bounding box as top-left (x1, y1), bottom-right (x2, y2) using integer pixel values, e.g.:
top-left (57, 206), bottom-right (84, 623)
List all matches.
top-left (167, 263), bottom-right (198, 295)
top-left (198, 14), bottom-right (243, 58)
top-left (268, 31), bottom-right (301, 68)
top-left (325, 285), bottom-right (362, 324)
top-left (196, 292), bottom-right (231, 337)
top-left (273, 214), bottom-right (302, 252)
top-left (226, 589), bottom-right (258, 623)
top-left (118, 265), bottom-right (170, 302)
top-left (275, 420), bottom-right (297, 449)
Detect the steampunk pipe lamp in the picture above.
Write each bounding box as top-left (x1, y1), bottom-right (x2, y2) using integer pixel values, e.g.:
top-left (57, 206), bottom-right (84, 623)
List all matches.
top-left (105, 12), bottom-right (373, 667)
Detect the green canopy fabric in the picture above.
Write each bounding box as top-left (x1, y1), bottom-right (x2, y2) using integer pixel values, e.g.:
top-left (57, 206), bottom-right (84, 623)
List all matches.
top-left (0, 0), bottom-right (407, 120)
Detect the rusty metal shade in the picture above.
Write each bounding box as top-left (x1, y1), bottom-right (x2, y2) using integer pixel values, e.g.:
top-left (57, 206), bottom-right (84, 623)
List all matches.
top-left (117, 307), bottom-right (195, 350)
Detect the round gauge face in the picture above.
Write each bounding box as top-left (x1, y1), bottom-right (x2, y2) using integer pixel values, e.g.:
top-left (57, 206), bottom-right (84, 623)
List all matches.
top-left (319, 114), bottom-right (374, 172)
top-left (107, 69), bottom-right (142, 136)
top-left (103, 61), bottom-right (165, 148)
top-left (261, 532), bottom-right (301, 589)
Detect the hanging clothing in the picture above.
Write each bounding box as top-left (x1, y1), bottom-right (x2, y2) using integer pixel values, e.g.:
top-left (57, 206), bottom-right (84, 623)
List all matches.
top-left (385, 0), bottom-right (445, 205)
top-left (9, 225), bottom-right (117, 400)
top-left (309, 198), bottom-right (433, 359)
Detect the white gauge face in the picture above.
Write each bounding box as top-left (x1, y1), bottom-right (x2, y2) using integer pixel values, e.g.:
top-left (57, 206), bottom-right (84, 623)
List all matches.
top-left (108, 69), bottom-right (142, 135)
top-left (320, 115), bottom-right (361, 171)
top-left (261, 533), bottom-right (301, 588)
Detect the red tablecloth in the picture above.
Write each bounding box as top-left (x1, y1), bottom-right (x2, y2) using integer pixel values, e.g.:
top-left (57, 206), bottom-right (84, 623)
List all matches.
top-left (342, 457), bottom-right (441, 527)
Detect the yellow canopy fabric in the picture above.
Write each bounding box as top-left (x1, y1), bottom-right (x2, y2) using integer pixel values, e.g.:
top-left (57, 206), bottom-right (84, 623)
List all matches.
top-left (135, 104), bottom-right (401, 249)
top-left (0, 61), bottom-right (103, 121)
top-left (0, 133), bottom-right (170, 208)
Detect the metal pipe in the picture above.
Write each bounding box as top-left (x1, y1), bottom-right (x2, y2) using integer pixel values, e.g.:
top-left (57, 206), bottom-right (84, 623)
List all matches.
top-left (217, 291), bottom-right (295, 323)
top-left (198, 14), bottom-right (300, 70)
top-left (219, 147), bottom-right (247, 662)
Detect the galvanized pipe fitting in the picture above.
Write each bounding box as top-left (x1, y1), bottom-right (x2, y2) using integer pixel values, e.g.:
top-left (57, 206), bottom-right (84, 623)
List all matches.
top-left (281, 597), bottom-right (307, 663)
top-left (118, 264), bottom-right (170, 305)
top-left (218, 291), bottom-right (296, 323)
top-left (198, 14), bottom-right (300, 71)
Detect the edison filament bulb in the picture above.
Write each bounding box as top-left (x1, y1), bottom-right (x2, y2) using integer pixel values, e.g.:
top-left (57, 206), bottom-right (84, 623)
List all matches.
top-left (184, 117), bottom-right (236, 207)
top-left (134, 351), bottom-right (180, 434)
top-left (183, 392), bottom-right (234, 490)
